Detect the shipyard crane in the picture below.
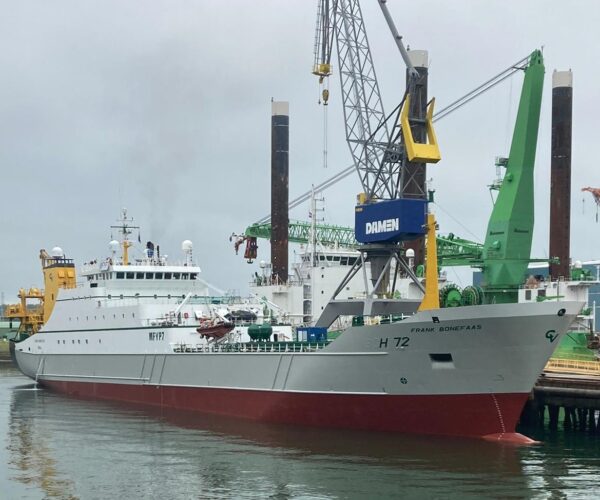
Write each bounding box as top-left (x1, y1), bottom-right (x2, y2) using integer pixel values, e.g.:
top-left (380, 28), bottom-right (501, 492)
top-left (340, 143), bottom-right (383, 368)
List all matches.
top-left (256, 52), bottom-right (532, 225)
top-left (309, 0), bottom-right (444, 324)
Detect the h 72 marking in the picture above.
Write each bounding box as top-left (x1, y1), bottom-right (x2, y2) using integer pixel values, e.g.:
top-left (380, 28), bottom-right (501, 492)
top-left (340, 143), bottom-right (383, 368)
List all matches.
top-left (379, 337), bottom-right (409, 349)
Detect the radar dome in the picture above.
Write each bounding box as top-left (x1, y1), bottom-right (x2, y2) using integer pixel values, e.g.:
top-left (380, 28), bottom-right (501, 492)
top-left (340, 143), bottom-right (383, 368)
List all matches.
top-left (109, 240), bottom-right (120, 252)
top-left (182, 240), bottom-right (193, 252)
top-left (575, 260), bottom-right (583, 269)
top-left (405, 249), bottom-right (415, 258)
top-left (51, 246), bottom-right (64, 257)
top-left (259, 260), bottom-right (266, 269)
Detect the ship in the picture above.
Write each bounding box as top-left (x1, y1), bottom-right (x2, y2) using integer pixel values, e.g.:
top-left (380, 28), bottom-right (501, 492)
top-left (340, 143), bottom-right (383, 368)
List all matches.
top-left (7, 7), bottom-right (586, 444)
top-left (9, 211), bottom-right (584, 443)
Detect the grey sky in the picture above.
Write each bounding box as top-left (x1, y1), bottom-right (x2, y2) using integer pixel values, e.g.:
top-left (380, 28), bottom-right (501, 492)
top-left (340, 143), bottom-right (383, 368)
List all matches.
top-left (1, 0), bottom-right (599, 301)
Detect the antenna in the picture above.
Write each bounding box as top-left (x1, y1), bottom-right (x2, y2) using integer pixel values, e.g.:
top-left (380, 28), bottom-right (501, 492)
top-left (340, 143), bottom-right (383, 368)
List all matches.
top-left (110, 208), bottom-right (140, 266)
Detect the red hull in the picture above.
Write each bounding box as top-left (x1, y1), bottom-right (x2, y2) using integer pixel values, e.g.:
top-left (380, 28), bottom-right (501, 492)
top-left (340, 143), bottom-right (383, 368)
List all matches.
top-left (40, 380), bottom-right (532, 442)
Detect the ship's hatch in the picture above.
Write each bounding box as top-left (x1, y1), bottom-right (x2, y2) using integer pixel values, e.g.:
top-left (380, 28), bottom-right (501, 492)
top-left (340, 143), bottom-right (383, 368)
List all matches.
top-left (429, 353), bottom-right (455, 369)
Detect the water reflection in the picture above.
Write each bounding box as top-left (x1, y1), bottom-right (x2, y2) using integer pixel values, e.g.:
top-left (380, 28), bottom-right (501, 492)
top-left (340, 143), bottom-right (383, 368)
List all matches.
top-left (6, 383), bottom-right (77, 499)
top-left (2, 364), bottom-right (599, 499)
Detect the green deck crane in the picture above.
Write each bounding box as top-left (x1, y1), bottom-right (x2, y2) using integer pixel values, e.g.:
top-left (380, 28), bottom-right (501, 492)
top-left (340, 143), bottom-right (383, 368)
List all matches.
top-left (481, 50), bottom-right (544, 303)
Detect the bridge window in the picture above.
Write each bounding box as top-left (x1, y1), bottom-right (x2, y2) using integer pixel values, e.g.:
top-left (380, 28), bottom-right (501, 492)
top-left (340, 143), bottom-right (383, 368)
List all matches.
top-left (145, 273), bottom-right (154, 279)
top-left (182, 273), bottom-right (188, 280)
top-left (136, 272), bottom-right (144, 279)
top-left (116, 272), bottom-right (124, 279)
top-left (126, 272), bottom-right (134, 279)
top-left (173, 273), bottom-right (180, 279)
top-left (155, 272), bottom-right (163, 279)
top-left (165, 273), bottom-right (172, 279)
top-left (190, 273), bottom-right (198, 280)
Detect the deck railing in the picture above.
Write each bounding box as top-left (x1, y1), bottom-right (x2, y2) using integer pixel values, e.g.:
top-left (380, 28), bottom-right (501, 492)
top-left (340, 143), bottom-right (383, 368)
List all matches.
top-left (544, 358), bottom-right (600, 376)
top-left (170, 341), bottom-right (329, 354)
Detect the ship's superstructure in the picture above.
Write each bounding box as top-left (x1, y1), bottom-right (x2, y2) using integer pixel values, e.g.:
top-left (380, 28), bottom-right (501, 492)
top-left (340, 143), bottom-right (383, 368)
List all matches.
top-left (249, 244), bottom-right (431, 327)
top-left (9, 210), bottom-right (279, 347)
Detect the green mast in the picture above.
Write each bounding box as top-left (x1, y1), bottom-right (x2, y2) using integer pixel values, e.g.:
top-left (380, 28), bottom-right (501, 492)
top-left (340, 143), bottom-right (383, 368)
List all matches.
top-left (482, 50), bottom-right (545, 303)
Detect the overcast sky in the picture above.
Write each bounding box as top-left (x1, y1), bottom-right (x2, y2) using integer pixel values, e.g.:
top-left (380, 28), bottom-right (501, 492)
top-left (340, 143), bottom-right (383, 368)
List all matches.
top-left (2, 0), bottom-right (600, 301)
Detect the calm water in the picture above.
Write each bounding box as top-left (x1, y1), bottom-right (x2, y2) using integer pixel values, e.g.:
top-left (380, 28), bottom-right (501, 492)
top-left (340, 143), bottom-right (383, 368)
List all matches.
top-left (1, 362), bottom-right (599, 499)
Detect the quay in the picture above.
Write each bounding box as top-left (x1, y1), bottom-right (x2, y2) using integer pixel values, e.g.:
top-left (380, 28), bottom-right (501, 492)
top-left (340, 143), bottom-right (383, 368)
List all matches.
top-left (522, 363), bottom-right (600, 432)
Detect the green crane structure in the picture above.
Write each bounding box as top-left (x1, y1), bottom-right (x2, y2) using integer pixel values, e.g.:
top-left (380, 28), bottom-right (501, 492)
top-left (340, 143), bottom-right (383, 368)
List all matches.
top-left (244, 220), bottom-right (358, 249)
top-left (481, 50), bottom-right (544, 303)
top-left (243, 220), bottom-right (484, 268)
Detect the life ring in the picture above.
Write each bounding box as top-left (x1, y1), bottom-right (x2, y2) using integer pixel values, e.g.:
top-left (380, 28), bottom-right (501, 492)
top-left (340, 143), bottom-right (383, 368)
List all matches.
top-left (184, 312), bottom-right (189, 319)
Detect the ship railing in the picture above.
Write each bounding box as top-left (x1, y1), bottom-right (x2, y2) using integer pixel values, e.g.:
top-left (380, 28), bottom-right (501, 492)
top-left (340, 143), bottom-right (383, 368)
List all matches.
top-left (170, 341), bottom-right (330, 354)
top-left (250, 276), bottom-right (304, 288)
top-left (545, 357), bottom-right (600, 376)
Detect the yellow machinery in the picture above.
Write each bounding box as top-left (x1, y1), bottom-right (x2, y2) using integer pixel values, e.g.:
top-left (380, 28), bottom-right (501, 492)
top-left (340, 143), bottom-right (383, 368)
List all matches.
top-left (400, 95), bottom-right (441, 164)
top-left (4, 249), bottom-right (77, 335)
top-left (418, 212), bottom-right (441, 311)
top-left (3, 288), bottom-right (44, 334)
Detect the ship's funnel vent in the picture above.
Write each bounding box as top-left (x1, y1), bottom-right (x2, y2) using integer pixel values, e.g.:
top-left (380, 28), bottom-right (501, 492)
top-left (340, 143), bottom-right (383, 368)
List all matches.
top-left (146, 241), bottom-right (155, 259)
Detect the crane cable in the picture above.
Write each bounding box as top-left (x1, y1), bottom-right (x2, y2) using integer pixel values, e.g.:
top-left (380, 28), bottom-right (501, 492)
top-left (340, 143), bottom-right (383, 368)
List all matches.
top-left (256, 53), bottom-right (532, 224)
